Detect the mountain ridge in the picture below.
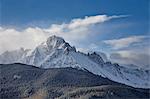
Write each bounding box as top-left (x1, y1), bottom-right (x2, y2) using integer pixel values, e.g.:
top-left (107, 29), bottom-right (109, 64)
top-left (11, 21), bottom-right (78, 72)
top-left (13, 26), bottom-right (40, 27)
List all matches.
top-left (0, 63), bottom-right (149, 99)
top-left (0, 35), bottom-right (149, 88)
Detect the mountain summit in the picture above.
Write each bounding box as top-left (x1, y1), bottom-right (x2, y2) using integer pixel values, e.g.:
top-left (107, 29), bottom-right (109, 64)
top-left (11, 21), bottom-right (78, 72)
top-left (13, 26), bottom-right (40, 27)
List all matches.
top-left (46, 35), bottom-right (76, 51)
top-left (0, 35), bottom-right (149, 88)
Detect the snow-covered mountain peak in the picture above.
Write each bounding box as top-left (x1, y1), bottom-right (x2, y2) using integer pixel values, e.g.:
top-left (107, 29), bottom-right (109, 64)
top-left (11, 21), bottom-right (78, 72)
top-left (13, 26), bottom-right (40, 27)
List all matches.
top-left (46, 35), bottom-right (65, 48)
top-left (88, 52), bottom-right (105, 65)
top-left (87, 51), bottom-right (108, 62)
top-left (45, 35), bottom-right (76, 52)
top-left (0, 35), bottom-right (149, 88)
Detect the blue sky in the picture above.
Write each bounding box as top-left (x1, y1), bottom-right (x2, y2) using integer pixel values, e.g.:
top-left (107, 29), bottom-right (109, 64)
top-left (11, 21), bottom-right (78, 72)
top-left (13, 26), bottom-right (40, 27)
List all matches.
top-left (1, 0), bottom-right (149, 29)
top-left (0, 0), bottom-right (149, 67)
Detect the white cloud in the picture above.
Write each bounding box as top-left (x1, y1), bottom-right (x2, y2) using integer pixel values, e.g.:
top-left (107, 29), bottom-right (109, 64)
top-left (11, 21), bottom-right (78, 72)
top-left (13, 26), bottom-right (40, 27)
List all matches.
top-left (110, 49), bottom-right (150, 68)
top-left (105, 36), bottom-right (150, 67)
top-left (44, 15), bottom-right (126, 41)
top-left (0, 27), bottom-right (47, 53)
top-left (68, 15), bottom-right (127, 29)
top-left (103, 36), bottom-right (147, 49)
top-left (0, 14), bottom-right (125, 53)
top-left (77, 43), bottom-right (98, 53)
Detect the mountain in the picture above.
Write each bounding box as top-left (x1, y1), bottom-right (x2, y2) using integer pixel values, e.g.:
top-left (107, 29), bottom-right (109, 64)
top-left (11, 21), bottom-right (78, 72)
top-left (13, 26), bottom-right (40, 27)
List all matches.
top-left (0, 48), bottom-right (30, 64)
top-left (0, 35), bottom-right (149, 88)
top-left (0, 63), bottom-right (149, 99)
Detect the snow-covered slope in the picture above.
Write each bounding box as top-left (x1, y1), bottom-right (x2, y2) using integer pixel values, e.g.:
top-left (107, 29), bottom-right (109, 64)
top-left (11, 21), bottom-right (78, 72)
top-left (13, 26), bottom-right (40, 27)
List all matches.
top-left (0, 35), bottom-right (149, 88)
top-left (0, 48), bottom-right (30, 64)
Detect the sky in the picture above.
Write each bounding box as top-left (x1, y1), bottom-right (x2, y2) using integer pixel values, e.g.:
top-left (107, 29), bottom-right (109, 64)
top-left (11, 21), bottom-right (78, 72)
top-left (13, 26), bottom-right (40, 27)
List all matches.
top-left (0, 0), bottom-right (149, 68)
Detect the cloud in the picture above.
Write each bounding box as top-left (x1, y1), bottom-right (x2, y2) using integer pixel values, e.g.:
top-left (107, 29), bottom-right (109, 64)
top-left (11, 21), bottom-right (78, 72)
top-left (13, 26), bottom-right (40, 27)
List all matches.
top-left (44, 15), bottom-right (126, 41)
top-left (103, 36), bottom-right (147, 49)
top-left (110, 49), bottom-right (150, 68)
top-left (67, 15), bottom-right (127, 29)
top-left (105, 35), bottom-right (150, 68)
top-left (0, 27), bottom-right (47, 53)
top-left (0, 14), bottom-right (125, 53)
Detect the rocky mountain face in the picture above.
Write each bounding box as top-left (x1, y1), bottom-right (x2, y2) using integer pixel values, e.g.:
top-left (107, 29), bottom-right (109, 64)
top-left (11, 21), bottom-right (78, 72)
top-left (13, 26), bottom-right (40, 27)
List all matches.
top-left (0, 35), bottom-right (149, 88)
top-left (0, 63), bottom-right (149, 99)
